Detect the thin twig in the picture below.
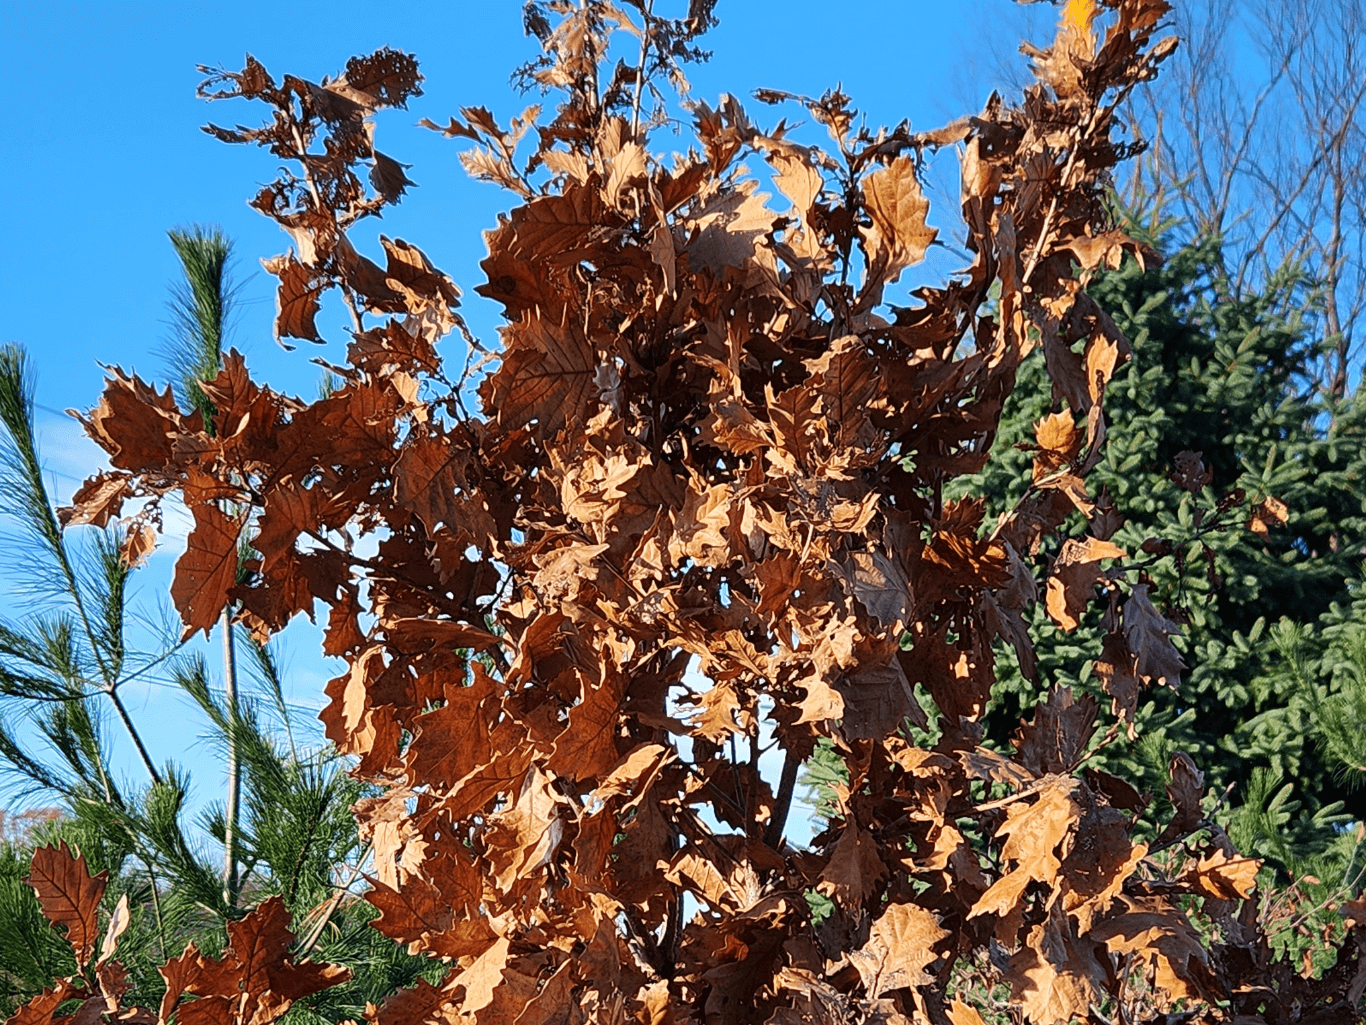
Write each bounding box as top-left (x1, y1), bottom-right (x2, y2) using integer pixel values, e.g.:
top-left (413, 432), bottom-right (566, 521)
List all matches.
top-left (970, 773), bottom-right (1072, 815)
top-left (221, 605), bottom-right (240, 906)
top-left (630, 0), bottom-right (654, 137)
top-left (105, 687), bottom-right (162, 786)
top-left (298, 843), bottom-right (373, 957)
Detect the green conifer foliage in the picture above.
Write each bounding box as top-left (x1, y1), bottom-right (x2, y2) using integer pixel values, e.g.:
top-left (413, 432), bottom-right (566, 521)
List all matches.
top-left (964, 226), bottom-right (1365, 863)
top-left (802, 226), bottom-right (1365, 892)
top-left (0, 336), bottom-right (443, 1020)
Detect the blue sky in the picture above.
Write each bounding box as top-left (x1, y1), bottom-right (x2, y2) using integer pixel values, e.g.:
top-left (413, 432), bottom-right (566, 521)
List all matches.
top-left (0, 1), bottom-right (1055, 817)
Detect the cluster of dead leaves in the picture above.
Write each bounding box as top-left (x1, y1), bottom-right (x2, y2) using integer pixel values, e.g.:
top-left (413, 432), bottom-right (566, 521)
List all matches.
top-left (12, 843), bottom-right (346, 1025)
top-left (26, 1), bottom-right (1362, 1024)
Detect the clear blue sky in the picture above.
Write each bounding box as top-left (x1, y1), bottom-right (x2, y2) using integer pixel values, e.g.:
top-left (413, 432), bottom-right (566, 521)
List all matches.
top-left (0, 1), bottom-right (1053, 809)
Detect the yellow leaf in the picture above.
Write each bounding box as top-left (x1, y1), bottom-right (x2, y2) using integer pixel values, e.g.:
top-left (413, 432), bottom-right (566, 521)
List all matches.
top-left (1063, 0), bottom-right (1098, 34)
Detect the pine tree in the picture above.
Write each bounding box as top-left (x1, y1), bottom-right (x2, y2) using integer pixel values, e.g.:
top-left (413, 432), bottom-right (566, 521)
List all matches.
top-left (0, 252), bottom-right (441, 1018)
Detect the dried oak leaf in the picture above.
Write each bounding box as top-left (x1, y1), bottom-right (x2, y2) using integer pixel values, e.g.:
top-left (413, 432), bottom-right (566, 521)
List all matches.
top-left (92, 956), bottom-right (139, 1021)
top-left (1181, 846), bottom-right (1261, 901)
top-left (120, 522), bottom-right (157, 569)
top-left (481, 313), bottom-right (596, 440)
top-left (26, 842), bottom-right (108, 970)
top-left (1011, 686), bottom-right (1098, 776)
top-left (665, 846), bottom-right (744, 913)
top-left (691, 893), bottom-right (795, 1021)
top-left (959, 747), bottom-right (1036, 790)
top-left (1089, 484), bottom-right (1123, 540)
top-left (1058, 800), bottom-right (1146, 934)
top-left (379, 235), bottom-right (460, 311)
top-left (477, 187), bottom-right (610, 317)
top-left (362, 973), bottom-right (456, 1025)
top-left (157, 943), bottom-right (200, 1025)
top-left (161, 895), bottom-right (349, 1025)
top-left (548, 673), bottom-right (624, 781)
top-left (920, 497), bottom-right (1011, 595)
top-left (404, 675), bottom-right (497, 790)
top-left (1031, 410), bottom-right (1082, 479)
top-left (1155, 752), bottom-right (1205, 846)
top-left (689, 679), bottom-right (745, 741)
top-left (509, 958), bottom-right (581, 1025)
top-left (1064, 229), bottom-right (1139, 271)
top-left (1080, 297), bottom-right (1133, 407)
top-left (819, 822), bottom-right (887, 908)
top-left (683, 180), bottom-right (777, 276)
top-left (1347, 892), bottom-right (1366, 1004)
top-left (73, 369), bottom-right (184, 473)
top-left (337, 48), bottom-right (422, 109)
top-left (764, 379), bottom-right (825, 475)
top-left (969, 782), bottom-right (1079, 930)
top-left (1045, 536), bottom-right (1124, 632)
top-left (1248, 495), bottom-right (1288, 538)
top-left (848, 902), bottom-right (949, 999)
top-left (323, 587), bottom-right (367, 657)
top-left (1123, 583), bottom-right (1185, 687)
top-left (433, 739), bottom-right (536, 823)
top-left (765, 967), bottom-right (846, 1025)
top-left (947, 1000), bottom-right (989, 1025)
top-left (1093, 631), bottom-right (1141, 738)
top-left (250, 481), bottom-right (345, 571)
top-left (840, 550), bottom-right (910, 632)
top-left (57, 471), bottom-right (132, 528)
top-left (484, 766), bottom-right (567, 894)
top-left (370, 152), bottom-right (415, 204)
top-left (838, 659), bottom-right (924, 739)
top-left (763, 145), bottom-right (826, 262)
top-left (1088, 895), bottom-right (1216, 1003)
top-left (803, 334), bottom-right (880, 440)
top-left (796, 675), bottom-right (845, 725)
top-left (336, 237), bottom-right (405, 314)
top-left (1024, 0), bottom-right (1099, 97)
top-left (648, 213), bottom-right (678, 302)
top-left (1006, 905), bottom-right (1109, 1025)
top-left (591, 743), bottom-right (671, 805)
top-left (861, 156), bottom-right (936, 286)
top-left (262, 254), bottom-right (327, 345)
top-left (1082, 767), bottom-right (1146, 813)
top-left (602, 140), bottom-right (647, 209)
top-left (98, 893), bottom-right (131, 966)
top-left (171, 502), bottom-right (246, 640)
top-left (348, 319), bottom-right (441, 377)
top-left (320, 646), bottom-right (398, 763)
top-left (383, 616), bottom-right (503, 656)
top-left (981, 542), bottom-right (1041, 682)
top-left (4, 978), bottom-right (88, 1025)
top-left (1038, 315), bottom-right (1090, 416)
top-left (763, 142), bottom-right (823, 219)
top-left (1171, 450), bottom-right (1212, 494)
top-left (608, 799), bottom-right (674, 926)
top-left (444, 936), bottom-right (514, 1021)
top-left (367, 862), bottom-right (496, 960)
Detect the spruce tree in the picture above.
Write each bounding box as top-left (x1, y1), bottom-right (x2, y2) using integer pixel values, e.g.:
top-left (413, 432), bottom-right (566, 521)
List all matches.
top-left (963, 222), bottom-right (1364, 861)
top-left (803, 224), bottom-right (1365, 873)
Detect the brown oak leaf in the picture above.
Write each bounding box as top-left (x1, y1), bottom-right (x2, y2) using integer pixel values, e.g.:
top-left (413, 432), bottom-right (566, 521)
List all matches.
top-left (171, 502), bottom-right (245, 640)
top-left (847, 902), bottom-right (949, 998)
top-left (26, 842), bottom-right (108, 969)
top-left (1045, 536), bottom-right (1124, 632)
top-left (1248, 494), bottom-right (1289, 538)
top-left (1123, 583), bottom-right (1186, 687)
top-left (861, 156), bottom-right (936, 286)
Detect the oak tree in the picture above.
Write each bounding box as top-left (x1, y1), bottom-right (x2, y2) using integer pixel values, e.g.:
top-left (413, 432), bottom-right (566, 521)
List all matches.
top-left (13, 2), bottom-right (1365, 1023)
